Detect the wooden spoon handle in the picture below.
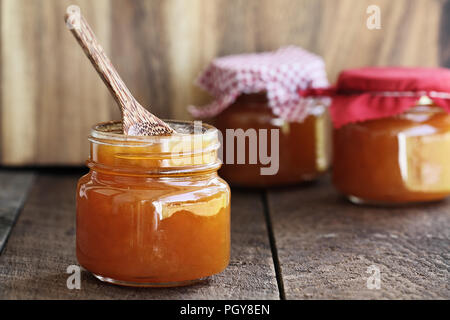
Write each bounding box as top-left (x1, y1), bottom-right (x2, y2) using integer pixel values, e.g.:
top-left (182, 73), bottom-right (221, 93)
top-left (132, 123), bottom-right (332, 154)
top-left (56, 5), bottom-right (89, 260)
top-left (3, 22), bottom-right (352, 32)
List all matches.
top-left (64, 6), bottom-right (133, 114)
top-left (65, 5), bottom-right (174, 136)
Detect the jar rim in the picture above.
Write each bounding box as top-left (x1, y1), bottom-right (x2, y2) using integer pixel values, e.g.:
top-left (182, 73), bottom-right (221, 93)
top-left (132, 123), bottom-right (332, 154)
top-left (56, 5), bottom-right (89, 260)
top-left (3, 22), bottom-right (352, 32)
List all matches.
top-left (90, 120), bottom-right (218, 145)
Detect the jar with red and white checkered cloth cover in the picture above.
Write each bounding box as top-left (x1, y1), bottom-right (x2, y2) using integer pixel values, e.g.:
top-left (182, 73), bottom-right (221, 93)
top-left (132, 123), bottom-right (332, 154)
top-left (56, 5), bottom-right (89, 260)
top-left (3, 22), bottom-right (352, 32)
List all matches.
top-left (188, 46), bottom-right (330, 123)
top-left (187, 47), bottom-right (331, 187)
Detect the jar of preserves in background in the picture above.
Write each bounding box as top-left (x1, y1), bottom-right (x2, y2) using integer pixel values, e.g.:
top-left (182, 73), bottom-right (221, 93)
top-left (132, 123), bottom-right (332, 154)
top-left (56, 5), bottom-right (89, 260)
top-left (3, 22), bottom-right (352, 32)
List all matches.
top-left (189, 47), bottom-right (332, 187)
top-left (331, 67), bottom-right (450, 204)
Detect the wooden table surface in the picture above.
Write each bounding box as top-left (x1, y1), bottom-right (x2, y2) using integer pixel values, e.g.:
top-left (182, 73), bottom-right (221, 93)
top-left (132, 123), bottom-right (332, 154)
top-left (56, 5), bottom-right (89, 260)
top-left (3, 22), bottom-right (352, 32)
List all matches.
top-left (0, 169), bottom-right (448, 299)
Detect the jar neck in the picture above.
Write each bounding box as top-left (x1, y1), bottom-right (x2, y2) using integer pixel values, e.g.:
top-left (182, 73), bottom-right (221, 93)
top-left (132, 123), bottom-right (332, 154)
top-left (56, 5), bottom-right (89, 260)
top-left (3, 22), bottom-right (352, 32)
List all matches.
top-left (88, 120), bottom-right (222, 177)
top-left (87, 158), bottom-right (222, 178)
top-left (89, 168), bottom-right (219, 183)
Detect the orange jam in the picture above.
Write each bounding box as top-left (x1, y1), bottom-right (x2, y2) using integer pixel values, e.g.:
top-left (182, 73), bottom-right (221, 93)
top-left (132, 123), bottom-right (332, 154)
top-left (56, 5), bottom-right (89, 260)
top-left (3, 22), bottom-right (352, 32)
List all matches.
top-left (76, 121), bottom-right (230, 286)
top-left (333, 104), bottom-right (450, 204)
top-left (211, 93), bottom-right (332, 187)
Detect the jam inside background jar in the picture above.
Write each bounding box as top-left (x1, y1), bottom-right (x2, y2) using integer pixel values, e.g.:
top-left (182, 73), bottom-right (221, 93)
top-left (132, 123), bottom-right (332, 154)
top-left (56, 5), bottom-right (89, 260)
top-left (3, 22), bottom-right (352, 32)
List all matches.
top-left (76, 120), bottom-right (230, 287)
top-left (333, 103), bottom-right (450, 204)
top-left (211, 92), bottom-right (332, 187)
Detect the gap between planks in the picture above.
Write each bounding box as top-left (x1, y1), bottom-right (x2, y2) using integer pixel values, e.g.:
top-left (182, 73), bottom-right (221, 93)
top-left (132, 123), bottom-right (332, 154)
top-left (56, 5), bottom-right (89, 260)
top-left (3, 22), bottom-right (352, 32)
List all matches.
top-left (0, 170), bottom-right (35, 254)
top-left (261, 190), bottom-right (286, 300)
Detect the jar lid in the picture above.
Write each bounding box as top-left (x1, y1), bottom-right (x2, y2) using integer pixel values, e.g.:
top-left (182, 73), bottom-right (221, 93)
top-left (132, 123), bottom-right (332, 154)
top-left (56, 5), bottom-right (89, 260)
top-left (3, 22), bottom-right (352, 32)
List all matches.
top-left (188, 46), bottom-right (330, 122)
top-left (338, 67), bottom-right (450, 93)
top-left (328, 67), bottom-right (450, 127)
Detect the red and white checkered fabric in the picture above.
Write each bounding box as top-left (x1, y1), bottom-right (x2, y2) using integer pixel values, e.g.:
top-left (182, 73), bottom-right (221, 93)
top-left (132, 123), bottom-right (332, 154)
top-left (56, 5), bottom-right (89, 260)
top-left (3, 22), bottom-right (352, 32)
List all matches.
top-left (188, 46), bottom-right (330, 122)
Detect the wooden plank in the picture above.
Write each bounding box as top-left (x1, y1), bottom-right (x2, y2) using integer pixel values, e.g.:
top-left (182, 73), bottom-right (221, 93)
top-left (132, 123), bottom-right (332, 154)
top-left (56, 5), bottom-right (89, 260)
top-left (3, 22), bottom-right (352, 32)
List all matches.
top-left (110, 0), bottom-right (172, 120)
top-left (267, 176), bottom-right (450, 299)
top-left (0, 171), bottom-right (35, 254)
top-left (0, 173), bottom-right (278, 299)
top-left (439, 0), bottom-right (450, 67)
top-left (0, 0), bottom-right (447, 165)
top-left (0, 0), bottom-right (114, 165)
top-left (0, 0), bottom-right (2, 163)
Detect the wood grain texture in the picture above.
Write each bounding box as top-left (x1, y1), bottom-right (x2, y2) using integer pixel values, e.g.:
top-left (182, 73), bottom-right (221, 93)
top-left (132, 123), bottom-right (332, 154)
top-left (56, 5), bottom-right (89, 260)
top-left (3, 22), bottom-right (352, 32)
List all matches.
top-left (0, 0), bottom-right (448, 165)
top-left (440, 0), bottom-right (450, 67)
top-left (267, 176), bottom-right (450, 299)
top-left (0, 171), bottom-right (34, 254)
top-left (110, 0), bottom-right (173, 120)
top-left (0, 173), bottom-right (278, 299)
top-left (1, 171), bottom-right (449, 299)
top-left (1, 0), bottom-right (114, 165)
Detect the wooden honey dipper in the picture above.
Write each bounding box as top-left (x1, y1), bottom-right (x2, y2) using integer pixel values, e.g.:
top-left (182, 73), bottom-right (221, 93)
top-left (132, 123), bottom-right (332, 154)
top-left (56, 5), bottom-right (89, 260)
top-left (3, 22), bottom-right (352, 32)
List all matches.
top-left (64, 5), bottom-right (175, 136)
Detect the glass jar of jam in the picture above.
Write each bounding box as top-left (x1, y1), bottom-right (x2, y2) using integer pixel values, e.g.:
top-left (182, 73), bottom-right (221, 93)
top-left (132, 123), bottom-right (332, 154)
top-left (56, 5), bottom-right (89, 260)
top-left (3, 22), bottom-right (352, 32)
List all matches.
top-left (76, 120), bottom-right (230, 287)
top-left (189, 46), bottom-right (331, 187)
top-left (331, 67), bottom-right (450, 204)
top-left (211, 92), bottom-right (331, 187)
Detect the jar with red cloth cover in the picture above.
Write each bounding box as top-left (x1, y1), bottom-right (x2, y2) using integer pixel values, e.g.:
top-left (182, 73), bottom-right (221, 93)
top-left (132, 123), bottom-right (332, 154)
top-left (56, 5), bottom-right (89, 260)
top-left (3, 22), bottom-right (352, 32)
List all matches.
top-left (328, 67), bottom-right (450, 204)
top-left (189, 47), bottom-right (332, 187)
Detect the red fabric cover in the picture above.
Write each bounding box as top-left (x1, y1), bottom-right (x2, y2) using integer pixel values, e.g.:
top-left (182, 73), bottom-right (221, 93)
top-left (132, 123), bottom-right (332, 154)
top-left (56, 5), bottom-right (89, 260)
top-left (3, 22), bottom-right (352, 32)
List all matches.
top-left (305, 67), bottom-right (450, 128)
top-left (337, 67), bottom-right (450, 93)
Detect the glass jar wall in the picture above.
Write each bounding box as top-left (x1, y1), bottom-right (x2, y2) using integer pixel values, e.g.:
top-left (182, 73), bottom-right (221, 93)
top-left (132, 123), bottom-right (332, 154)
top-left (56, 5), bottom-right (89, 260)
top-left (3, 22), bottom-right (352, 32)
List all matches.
top-left (211, 93), bottom-right (332, 187)
top-left (76, 121), bottom-right (230, 287)
top-left (333, 104), bottom-right (450, 204)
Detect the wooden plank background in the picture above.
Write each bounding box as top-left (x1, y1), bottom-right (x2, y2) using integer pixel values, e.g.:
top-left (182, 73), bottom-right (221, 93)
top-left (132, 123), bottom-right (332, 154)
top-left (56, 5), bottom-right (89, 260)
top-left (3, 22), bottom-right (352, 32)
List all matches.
top-left (0, 0), bottom-right (448, 165)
